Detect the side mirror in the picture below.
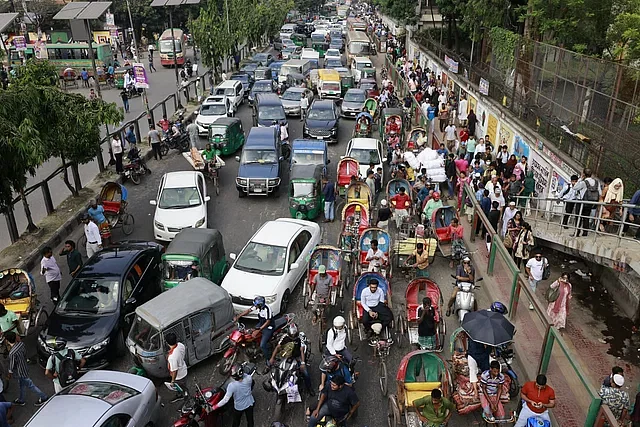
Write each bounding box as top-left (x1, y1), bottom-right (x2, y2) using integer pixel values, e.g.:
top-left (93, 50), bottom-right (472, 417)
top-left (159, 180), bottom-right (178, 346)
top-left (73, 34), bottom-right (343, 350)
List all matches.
top-left (204, 196), bottom-right (211, 202)
top-left (230, 253), bottom-right (237, 260)
top-left (235, 156), bottom-right (241, 162)
top-left (125, 297), bottom-right (137, 306)
top-left (290, 262), bottom-right (299, 270)
top-left (149, 200), bottom-right (157, 206)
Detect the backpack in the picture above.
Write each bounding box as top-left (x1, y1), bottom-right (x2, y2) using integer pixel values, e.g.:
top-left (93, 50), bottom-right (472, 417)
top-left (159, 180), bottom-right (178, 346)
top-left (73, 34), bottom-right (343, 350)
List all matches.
top-left (583, 179), bottom-right (600, 202)
top-left (55, 350), bottom-right (79, 387)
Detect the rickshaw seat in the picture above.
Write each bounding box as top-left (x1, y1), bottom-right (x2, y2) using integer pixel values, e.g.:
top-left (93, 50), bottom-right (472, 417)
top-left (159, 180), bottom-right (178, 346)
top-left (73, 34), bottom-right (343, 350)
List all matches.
top-left (103, 201), bottom-right (120, 215)
top-left (308, 270), bottom-right (339, 288)
top-left (405, 382), bottom-right (443, 407)
top-left (436, 228), bottom-right (451, 243)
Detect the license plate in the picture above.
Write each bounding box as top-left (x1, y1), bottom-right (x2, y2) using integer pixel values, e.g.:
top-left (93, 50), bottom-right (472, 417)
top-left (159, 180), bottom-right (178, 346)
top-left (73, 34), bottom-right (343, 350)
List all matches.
top-left (254, 188), bottom-right (263, 193)
top-left (318, 136), bottom-right (327, 139)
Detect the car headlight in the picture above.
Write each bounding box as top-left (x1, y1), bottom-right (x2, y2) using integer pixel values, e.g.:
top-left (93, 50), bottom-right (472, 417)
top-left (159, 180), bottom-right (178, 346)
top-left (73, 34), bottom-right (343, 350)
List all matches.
top-left (308, 201), bottom-right (316, 209)
top-left (290, 200), bottom-right (299, 208)
top-left (195, 217), bottom-right (205, 228)
top-left (86, 338), bottom-right (110, 355)
top-left (237, 178), bottom-right (247, 186)
top-left (268, 178), bottom-right (280, 186)
top-left (265, 294), bottom-right (278, 304)
top-left (154, 220), bottom-right (165, 231)
top-left (303, 125), bottom-right (309, 133)
top-left (331, 127), bottom-right (338, 134)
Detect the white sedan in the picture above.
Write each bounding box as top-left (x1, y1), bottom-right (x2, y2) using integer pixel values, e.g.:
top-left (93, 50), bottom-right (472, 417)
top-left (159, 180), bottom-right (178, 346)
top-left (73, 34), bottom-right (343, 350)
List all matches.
top-left (151, 171), bottom-right (210, 241)
top-left (222, 218), bottom-right (321, 317)
top-left (325, 48), bottom-right (342, 61)
top-left (345, 137), bottom-right (386, 183)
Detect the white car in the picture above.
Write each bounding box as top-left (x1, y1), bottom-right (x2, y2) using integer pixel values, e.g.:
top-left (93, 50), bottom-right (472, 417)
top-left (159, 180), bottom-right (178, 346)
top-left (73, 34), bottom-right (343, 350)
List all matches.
top-left (325, 49), bottom-right (342, 61)
top-left (151, 171), bottom-right (210, 241)
top-left (345, 137), bottom-right (386, 183)
top-left (195, 96), bottom-right (228, 136)
top-left (222, 218), bottom-right (321, 317)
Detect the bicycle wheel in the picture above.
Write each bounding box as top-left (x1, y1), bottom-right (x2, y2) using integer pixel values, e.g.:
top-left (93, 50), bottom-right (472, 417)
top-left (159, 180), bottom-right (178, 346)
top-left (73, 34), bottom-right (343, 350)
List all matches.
top-left (378, 360), bottom-right (388, 396)
top-left (317, 315), bottom-right (324, 353)
top-left (122, 213), bottom-right (135, 235)
top-left (31, 306), bottom-right (49, 336)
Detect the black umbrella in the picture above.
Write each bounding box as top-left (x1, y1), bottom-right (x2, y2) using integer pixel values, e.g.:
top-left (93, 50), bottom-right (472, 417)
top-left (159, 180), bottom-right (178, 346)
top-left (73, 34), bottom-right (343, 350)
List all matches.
top-left (461, 310), bottom-right (516, 346)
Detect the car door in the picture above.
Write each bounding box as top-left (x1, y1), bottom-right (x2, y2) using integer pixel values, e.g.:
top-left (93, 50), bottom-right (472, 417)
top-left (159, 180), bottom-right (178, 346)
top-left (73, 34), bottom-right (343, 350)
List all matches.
top-left (197, 174), bottom-right (208, 225)
top-left (99, 414), bottom-right (132, 427)
top-left (291, 230), bottom-right (312, 285)
top-left (285, 238), bottom-right (302, 294)
top-left (235, 82), bottom-right (243, 107)
top-left (189, 310), bottom-right (214, 361)
top-left (122, 253), bottom-right (158, 330)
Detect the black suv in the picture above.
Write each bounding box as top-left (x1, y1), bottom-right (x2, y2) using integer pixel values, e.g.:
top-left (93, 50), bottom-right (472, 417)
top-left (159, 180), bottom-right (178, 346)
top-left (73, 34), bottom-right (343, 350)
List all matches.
top-left (303, 100), bottom-right (340, 144)
top-left (38, 242), bottom-right (164, 369)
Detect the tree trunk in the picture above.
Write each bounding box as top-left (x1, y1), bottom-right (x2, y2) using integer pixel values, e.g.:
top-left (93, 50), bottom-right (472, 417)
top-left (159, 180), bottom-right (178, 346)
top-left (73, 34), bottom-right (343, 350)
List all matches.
top-left (60, 155), bottom-right (78, 197)
top-left (480, 28), bottom-right (489, 67)
top-left (430, 4), bottom-right (437, 29)
top-left (452, 17), bottom-right (460, 53)
top-left (20, 188), bottom-right (37, 233)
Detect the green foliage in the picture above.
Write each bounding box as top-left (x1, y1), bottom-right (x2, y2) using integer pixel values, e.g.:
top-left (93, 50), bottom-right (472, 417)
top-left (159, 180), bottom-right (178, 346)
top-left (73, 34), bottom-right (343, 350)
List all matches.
top-left (12, 59), bottom-right (58, 87)
top-left (375, 0), bottom-right (417, 24)
top-left (294, 0), bottom-right (324, 13)
top-left (489, 27), bottom-right (520, 68)
top-left (607, 0), bottom-right (640, 61)
top-left (190, 0), bottom-right (232, 71)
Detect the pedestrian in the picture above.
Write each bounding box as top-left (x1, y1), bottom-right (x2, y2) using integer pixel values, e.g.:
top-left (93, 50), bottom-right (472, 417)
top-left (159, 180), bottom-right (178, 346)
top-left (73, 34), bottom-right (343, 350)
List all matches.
top-left (599, 373), bottom-right (629, 424)
top-left (125, 125), bottom-right (137, 147)
top-left (148, 125), bottom-right (163, 160)
top-left (300, 92), bottom-right (309, 121)
top-left (44, 338), bottom-right (86, 393)
top-left (88, 88), bottom-right (97, 100)
top-left (81, 214), bottom-right (102, 258)
top-left (477, 190), bottom-right (492, 238)
top-left (630, 390), bottom-right (640, 427)
top-left (525, 249), bottom-right (548, 310)
top-left (573, 168), bottom-right (601, 237)
top-left (603, 366), bottom-right (624, 387)
top-left (513, 222), bottom-right (535, 270)
top-left (166, 332), bottom-right (189, 402)
top-left (322, 177), bottom-right (336, 222)
top-left (211, 364), bottom-right (255, 427)
top-left (80, 68), bottom-right (90, 88)
top-left (88, 198), bottom-right (111, 246)
top-left (0, 401), bottom-right (11, 424)
top-left (438, 103), bottom-right (449, 133)
top-left (0, 304), bottom-right (19, 337)
top-left (520, 171), bottom-right (536, 209)
top-left (625, 189), bottom-right (640, 239)
top-left (186, 119), bottom-right (199, 149)
top-left (514, 374), bottom-right (555, 427)
top-left (40, 247), bottom-right (61, 302)
top-left (501, 201), bottom-right (518, 238)
top-left (377, 199), bottom-right (392, 230)
top-left (445, 153), bottom-right (456, 199)
top-left (120, 88), bottom-right (130, 113)
top-left (0, 67), bottom-right (8, 90)
top-left (112, 134), bottom-right (124, 173)
top-left (444, 122), bottom-right (457, 152)
top-left (148, 42), bottom-right (155, 58)
top-left (467, 108), bottom-right (477, 137)
top-left (365, 170), bottom-right (376, 196)
top-left (6, 331), bottom-right (48, 406)
top-left (148, 53), bottom-right (156, 72)
top-left (58, 240), bottom-right (83, 277)
top-left (546, 272), bottom-right (572, 330)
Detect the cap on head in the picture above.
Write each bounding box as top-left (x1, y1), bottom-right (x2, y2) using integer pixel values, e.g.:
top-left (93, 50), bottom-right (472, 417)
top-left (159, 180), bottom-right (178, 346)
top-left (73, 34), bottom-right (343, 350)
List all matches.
top-left (380, 199), bottom-right (387, 206)
top-left (509, 201), bottom-right (516, 206)
top-left (463, 256), bottom-right (471, 263)
top-left (433, 192), bottom-right (440, 200)
top-left (318, 265), bottom-right (327, 274)
top-left (613, 374), bottom-right (625, 387)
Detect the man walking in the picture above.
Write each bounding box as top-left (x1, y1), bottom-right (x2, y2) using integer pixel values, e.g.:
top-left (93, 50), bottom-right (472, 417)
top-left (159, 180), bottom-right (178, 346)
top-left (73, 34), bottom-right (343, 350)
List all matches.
top-left (560, 174), bottom-right (579, 228)
top-left (148, 125), bottom-right (163, 160)
top-left (40, 247), bottom-right (62, 302)
top-left (525, 250), bottom-right (548, 310)
top-left (59, 240), bottom-right (83, 277)
top-left (6, 332), bottom-right (48, 406)
top-left (45, 338), bottom-right (86, 393)
top-left (148, 53), bottom-right (157, 73)
top-left (82, 214), bottom-right (102, 258)
top-left (81, 68), bottom-right (90, 88)
top-left (186, 119), bottom-right (199, 149)
top-left (120, 88), bottom-right (130, 113)
top-left (300, 92), bottom-right (309, 121)
top-left (322, 177), bottom-right (336, 223)
top-left (572, 168), bottom-right (600, 237)
top-left (166, 332), bottom-right (189, 402)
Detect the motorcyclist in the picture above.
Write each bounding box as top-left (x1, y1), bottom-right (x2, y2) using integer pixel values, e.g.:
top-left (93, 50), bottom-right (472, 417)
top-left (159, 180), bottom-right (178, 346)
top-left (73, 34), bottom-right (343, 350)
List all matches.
top-left (318, 355), bottom-right (353, 392)
top-left (126, 146), bottom-right (150, 173)
top-left (268, 323), bottom-right (314, 395)
top-left (308, 375), bottom-right (360, 427)
top-left (124, 70), bottom-right (135, 94)
top-left (446, 256), bottom-right (475, 317)
top-left (235, 296), bottom-right (275, 369)
top-left (325, 316), bottom-right (352, 363)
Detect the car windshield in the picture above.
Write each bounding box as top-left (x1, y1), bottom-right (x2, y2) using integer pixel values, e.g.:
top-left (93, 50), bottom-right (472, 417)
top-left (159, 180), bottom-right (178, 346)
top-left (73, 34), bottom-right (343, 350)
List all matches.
top-left (215, 87), bottom-right (235, 96)
top-left (200, 104), bottom-right (226, 116)
top-left (255, 70), bottom-right (269, 80)
top-left (282, 90), bottom-right (302, 101)
top-left (327, 50), bottom-right (340, 57)
top-left (292, 152), bottom-right (324, 166)
top-left (292, 181), bottom-right (315, 197)
top-left (209, 125), bottom-right (226, 136)
top-left (62, 381), bottom-right (139, 405)
top-left (356, 62), bottom-right (372, 71)
top-left (158, 187), bottom-right (202, 209)
top-left (57, 277), bottom-right (120, 314)
top-left (344, 91), bottom-right (365, 102)
top-left (163, 259), bottom-right (197, 282)
top-left (326, 60), bottom-right (342, 68)
top-left (350, 148), bottom-right (380, 164)
top-left (360, 82), bottom-right (376, 90)
top-left (129, 316), bottom-right (162, 352)
top-left (254, 54), bottom-right (267, 61)
top-left (235, 242), bottom-right (286, 275)
top-left (253, 82), bottom-right (272, 92)
top-left (240, 149), bottom-right (278, 164)
top-left (159, 40), bottom-right (181, 53)
top-left (308, 108), bottom-right (335, 120)
top-left (258, 106), bottom-right (285, 121)
top-left (322, 82), bottom-right (340, 91)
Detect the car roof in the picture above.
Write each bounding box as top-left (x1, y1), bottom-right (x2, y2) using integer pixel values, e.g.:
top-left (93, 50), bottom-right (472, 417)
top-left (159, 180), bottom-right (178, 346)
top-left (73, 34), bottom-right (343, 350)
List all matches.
top-left (350, 137), bottom-right (380, 149)
top-left (80, 370), bottom-right (153, 392)
top-left (78, 242), bottom-right (162, 277)
top-left (253, 79), bottom-right (273, 86)
top-left (246, 127), bottom-right (278, 147)
top-left (217, 79), bottom-right (241, 87)
top-left (163, 171), bottom-right (199, 188)
top-left (346, 88), bottom-right (366, 94)
top-left (203, 96), bottom-right (225, 104)
top-left (212, 117), bottom-right (242, 126)
top-left (256, 93), bottom-right (282, 105)
top-left (311, 99), bottom-right (335, 109)
top-left (230, 72), bottom-right (250, 79)
top-left (286, 87), bottom-right (306, 93)
top-left (252, 220), bottom-right (307, 246)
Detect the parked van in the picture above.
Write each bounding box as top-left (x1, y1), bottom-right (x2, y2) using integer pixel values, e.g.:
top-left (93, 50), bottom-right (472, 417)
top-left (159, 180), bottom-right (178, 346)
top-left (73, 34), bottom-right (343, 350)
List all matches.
top-left (279, 59), bottom-right (312, 84)
top-left (235, 127), bottom-right (284, 197)
top-left (317, 69), bottom-right (341, 99)
top-left (253, 93), bottom-right (287, 127)
top-left (212, 80), bottom-right (244, 109)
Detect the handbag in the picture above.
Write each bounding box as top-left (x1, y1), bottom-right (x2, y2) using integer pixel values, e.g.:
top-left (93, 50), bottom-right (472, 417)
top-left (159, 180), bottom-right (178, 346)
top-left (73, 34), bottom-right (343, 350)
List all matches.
top-left (546, 284), bottom-right (560, 302)
top-left (503, 234), bottom-right (513, 249)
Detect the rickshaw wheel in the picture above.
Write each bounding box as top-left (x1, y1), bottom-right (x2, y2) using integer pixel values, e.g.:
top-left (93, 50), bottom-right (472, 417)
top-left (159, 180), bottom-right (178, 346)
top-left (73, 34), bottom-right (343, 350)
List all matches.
top-left (378, 361), bottom-right (388, 396)
top-left (302, 278), bottom-right (310, 309)
top-left (32, 307), bottom-right (49, 335)
top-left (122, 213), bottom-right (135, 235)
top-left (387, 396), bottom-right (401, 427)
top-left (347, 311), bottom-right (355, 344)
top-left (438, 317), bottom-right (446, 351)
top-left (396, 314), bottom-right (405, 348)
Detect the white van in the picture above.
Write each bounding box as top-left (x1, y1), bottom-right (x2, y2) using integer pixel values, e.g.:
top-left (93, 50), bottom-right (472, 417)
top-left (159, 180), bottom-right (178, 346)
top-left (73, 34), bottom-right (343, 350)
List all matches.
top-left (301, 48), bottom-right (320, 63)
top-left (280, 24), bottom-right (295, 40)
top-left (279, 59), bottom-right (312, 84)
top-left (212, 80), bottom-right (244, 110)
top-left (351, 56), bottom-right (373, 83)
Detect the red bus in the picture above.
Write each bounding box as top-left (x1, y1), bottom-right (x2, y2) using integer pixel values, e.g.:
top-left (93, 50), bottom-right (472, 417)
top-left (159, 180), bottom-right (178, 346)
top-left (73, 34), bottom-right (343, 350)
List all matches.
top-left (159, 28), bottom-right (186, 67)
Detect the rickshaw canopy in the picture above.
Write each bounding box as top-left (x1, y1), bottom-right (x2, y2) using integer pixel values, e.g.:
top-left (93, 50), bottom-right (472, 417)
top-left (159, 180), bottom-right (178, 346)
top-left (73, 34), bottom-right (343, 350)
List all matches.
top-left (356, 111), bottom-right (373, 121)
top-left (396, 350), bottom-right (449, 383)
top-left (431, 205), bottom-right (457, 228)
top-left (163, 228), bottom-right (226, 262)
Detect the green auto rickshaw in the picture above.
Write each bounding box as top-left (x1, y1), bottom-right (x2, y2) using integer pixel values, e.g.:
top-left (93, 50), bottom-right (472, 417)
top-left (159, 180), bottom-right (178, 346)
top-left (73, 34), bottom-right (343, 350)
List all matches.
top-left (289, 164), bottom-right (325, 220)
top-left (336, 67), bottom-right (354, 97)
top-left (362, 67), bottom-right (377, 81)
top-left (161, 228), bottom-right (229, 291)
top-left (208, 117), bottom-right (245, 156)
top-left (291, 33), bottom-right (307, 47)
top-left (115, 66), bottom-right (133, 89)
top-left (312, 41), bottom-right (330, 58)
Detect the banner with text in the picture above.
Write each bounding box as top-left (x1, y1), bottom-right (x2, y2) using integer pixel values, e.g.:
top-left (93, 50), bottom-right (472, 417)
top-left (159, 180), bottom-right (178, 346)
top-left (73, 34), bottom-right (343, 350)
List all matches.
top-left (445, 55), bottom-right (459, 73)
top-left (133, 63), bottom-right (149, 89)
top-left (479, 78), bottom-right (489, 95)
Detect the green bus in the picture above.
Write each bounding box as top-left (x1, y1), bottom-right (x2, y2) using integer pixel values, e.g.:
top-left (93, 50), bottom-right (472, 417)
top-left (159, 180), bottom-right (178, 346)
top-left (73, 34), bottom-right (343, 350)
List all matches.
top-left (8, 42), bottom-right (114, 76)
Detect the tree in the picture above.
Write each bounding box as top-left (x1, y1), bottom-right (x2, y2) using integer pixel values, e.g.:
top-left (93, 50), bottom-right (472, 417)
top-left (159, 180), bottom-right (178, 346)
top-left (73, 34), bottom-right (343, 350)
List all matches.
top-left (190, 0), bottom-right (233, 78)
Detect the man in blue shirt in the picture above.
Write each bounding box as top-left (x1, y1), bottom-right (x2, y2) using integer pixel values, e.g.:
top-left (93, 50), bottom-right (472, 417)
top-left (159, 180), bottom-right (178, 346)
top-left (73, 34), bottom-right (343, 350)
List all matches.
top-left (81, 68), bottom-right (89, 88)
top-left (426, 102), bottom-right (437, 121)
top-left (476, 189), bottom-right (492, 238)
top-left (125, 125), bottom-right (136, 147)
top-left (211, 364), bottom-right (255, 427)
top-left (626, 189), bottom-right (640, 239)
top-left (322, 178), bottom-right (337, 223)
top-left (0, 401), bottom-right (12, 427)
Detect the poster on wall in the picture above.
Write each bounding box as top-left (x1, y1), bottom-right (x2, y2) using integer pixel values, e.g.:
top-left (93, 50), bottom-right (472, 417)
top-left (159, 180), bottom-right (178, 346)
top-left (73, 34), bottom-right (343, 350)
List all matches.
top-left (468, 95), bottom-right (477, 115)
top-left (498, 124), bottom-right (514, 152)
top-left (445, 55), bottom-right (459, 73)
top-left (550, 170), bottom-right (570, 197)
top-left (530, 151), bottom-right (552, 199)
top-left (513, 134), bottom-right (531, 159)
top-left (479, 78), bottom-right (490, 95)
top-left (475, 101), bottom-right (487, 137)
top-left (487, 114), bottom-right (498, 144)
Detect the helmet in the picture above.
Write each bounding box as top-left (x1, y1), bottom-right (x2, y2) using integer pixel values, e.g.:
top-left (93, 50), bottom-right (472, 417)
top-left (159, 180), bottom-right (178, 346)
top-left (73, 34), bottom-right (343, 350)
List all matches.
top-left (325, 420), bottom-right (338, 427)
top-left (333, 316), bottom-right (346, 328)
top-left (46, 337), bottom-right (67, 352)
top-left (287, 323), bottom-right (299, 338)
top-left (490, 301), bottom-right (508, 315)
top-left (230, 363), bottom-right (244, 380)
top-left (253, 296), bottom-right (266, 308)
top-left (319, 355), bottom-right (340, 373)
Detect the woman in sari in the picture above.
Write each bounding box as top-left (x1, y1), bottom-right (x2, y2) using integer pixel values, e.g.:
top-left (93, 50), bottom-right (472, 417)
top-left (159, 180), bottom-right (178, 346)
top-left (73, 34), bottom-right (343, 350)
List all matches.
top-left (600, 178), bottom-right (624, 232)
top-left (546, 272), bottom-right (572, 330)
top-left (506, 211), bottom-right (523, 256)
top-left (513, 222), bottom-right (535, 269)
top-left (513, 156), bottom-right (528, 181)
top-left (504, 155), bottom-right (518, 179)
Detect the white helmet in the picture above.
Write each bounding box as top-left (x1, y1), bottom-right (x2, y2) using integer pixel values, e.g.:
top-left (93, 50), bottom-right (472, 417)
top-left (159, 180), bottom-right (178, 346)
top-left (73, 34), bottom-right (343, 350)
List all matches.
top-left (333, 316), bottom-right (346, 328)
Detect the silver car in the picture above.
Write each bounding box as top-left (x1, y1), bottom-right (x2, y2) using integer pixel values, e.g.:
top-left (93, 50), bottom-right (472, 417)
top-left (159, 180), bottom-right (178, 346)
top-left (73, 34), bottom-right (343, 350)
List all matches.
top-left (281, 87), bottom-right (314, 116)
top-left (341, 88), bottom-right (367, 118)
top-left (25, 370), bottom-right (161, 427)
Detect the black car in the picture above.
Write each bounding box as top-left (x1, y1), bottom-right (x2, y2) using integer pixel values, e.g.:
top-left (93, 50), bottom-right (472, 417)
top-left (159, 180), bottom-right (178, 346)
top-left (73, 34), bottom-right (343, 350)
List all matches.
top-left (303, 100), bottom-right (340, 144)
top-left (37, 242), bottom-right (164, 369)
top-left (230, 72), bottom-right (254, 98)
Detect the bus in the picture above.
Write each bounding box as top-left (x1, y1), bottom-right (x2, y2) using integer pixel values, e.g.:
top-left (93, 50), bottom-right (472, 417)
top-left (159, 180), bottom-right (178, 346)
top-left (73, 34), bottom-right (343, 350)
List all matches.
top-left (347, 17), bottom-right (367, 32)
top-left (347, 31), bottom-right (373, 61)
top-left (159, 28), bottom-right (186, 67)
top-left (8, 42), bottom-right (114, 76)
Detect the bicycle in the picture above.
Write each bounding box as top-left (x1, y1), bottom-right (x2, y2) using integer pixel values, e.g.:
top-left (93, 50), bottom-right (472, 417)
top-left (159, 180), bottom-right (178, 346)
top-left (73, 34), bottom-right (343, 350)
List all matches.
top-left (372, 335), bottom-right (392, 396)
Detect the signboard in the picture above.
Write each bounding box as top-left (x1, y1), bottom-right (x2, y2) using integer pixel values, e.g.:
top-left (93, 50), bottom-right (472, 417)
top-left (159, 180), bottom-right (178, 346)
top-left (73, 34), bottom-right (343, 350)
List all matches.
top-left (105, 12), bottom-right (115, 27)
top-left (498, 124), bottom-right (514, 152)
top-left (13, 36), bottom-right (26, 51)
top-left (34, 40), bottom-right (48, 59)
top-left (110, 28), bottom-right (119, 38)
top-left (444, 55), bottom-right (459, 73)
top-left (479, 78), bottom-right (489, 96)
top-left (530, 150), bottom-right (552, 198)
top-left (513, 134), bottom-right (531, 159)
top-left (487, 114), bottom-right (498, 145)
top-left (133, 63), bottom-right (149, 89)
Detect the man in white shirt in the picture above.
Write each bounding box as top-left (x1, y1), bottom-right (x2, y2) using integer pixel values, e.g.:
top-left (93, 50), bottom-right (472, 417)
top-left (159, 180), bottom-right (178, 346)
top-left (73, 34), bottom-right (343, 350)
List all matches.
top-left (365, 239), bottom-right (387, 272)
top-left (300, 92), bottom-right (309, 122)
top-left (490, 187), bottom-right (506, 211)
top-left (485, 176), bottom-right (501, 196)
top-left (561, 174), bottom-right (579, 227)
top-left (82, 214), bottom-right (102, 257)
top-left (474, 138), bottom-right (486, 158)
top-left (525, 251), bottom-right (548, 310)
top-left (382, 77), bottom-right (390, 89)
top-left (325, 315), bottom-right (352, 363)
top-left (444, 123), bottom-right (457, 151)
top-left (41, 246), bottom-right (62, 302)
top-left (458, 97), bottom-right (468, 125)
top-left (360, 278), bottom-right (393, 336)
top-left (166, 332), bottom-right (189, 402)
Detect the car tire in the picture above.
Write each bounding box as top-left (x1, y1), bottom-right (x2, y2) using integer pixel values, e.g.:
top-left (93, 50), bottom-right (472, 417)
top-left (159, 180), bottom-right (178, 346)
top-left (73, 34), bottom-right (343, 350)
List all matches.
top-left (115, 330), bottom-right (127, 357)
top-left (280, 290), bottom-right (291, 314)
top-left (238, 189), bottom-right (246, 198)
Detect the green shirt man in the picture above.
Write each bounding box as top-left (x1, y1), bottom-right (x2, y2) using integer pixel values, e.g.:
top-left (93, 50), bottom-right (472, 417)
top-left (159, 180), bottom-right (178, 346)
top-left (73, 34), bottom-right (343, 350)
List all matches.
top-left (202, 145), bottom-right (216, 161)
top-left (0, 305), bottom-right (19, 334)
top-left (413, 390), bottom-right (454, 426)
top-left (45, 347), bottom-right (86, 393)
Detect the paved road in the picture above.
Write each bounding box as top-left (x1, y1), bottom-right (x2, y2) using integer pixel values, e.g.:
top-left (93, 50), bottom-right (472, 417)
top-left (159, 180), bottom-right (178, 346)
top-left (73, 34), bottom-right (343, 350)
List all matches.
top-left (12, 53), bottom-right (515, 427)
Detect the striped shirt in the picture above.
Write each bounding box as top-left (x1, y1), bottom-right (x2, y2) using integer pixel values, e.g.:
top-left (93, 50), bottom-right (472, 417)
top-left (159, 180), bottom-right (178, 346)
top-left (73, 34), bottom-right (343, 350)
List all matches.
top-left (8, 341), bottom-right (30, 378)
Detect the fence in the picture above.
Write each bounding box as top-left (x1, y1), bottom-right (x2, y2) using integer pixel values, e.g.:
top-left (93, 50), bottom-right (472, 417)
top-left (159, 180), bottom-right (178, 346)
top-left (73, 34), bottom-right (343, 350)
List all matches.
top-left (3, 71), bottom-right (213, 244)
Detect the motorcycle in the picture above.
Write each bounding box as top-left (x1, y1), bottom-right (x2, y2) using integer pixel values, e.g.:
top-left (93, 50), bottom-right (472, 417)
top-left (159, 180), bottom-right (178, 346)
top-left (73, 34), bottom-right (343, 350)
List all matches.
top-left (173, 362), bottom-right (256, 427)
top-left (219, 314), bottom-right (296, 375)
top-left (161, 130), bottom-right (190, 155)
top-left (126, 83), bottom-right (143, 98)
top-left (492, 343), bottom-right (520, 398)
top-left (451, 275), bottom-right (483, 324)
top-left (123, 148), bottom-right (149, 185)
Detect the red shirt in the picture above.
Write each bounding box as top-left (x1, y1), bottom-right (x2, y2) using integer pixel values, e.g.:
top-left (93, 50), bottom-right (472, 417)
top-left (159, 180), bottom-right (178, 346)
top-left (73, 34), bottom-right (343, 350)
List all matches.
top-left (521, 381), bottom-right (555, 414)
top-left (391, 193), bottom-right (411, 209)
top-left (459, 129), bottom-right (469, 142)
